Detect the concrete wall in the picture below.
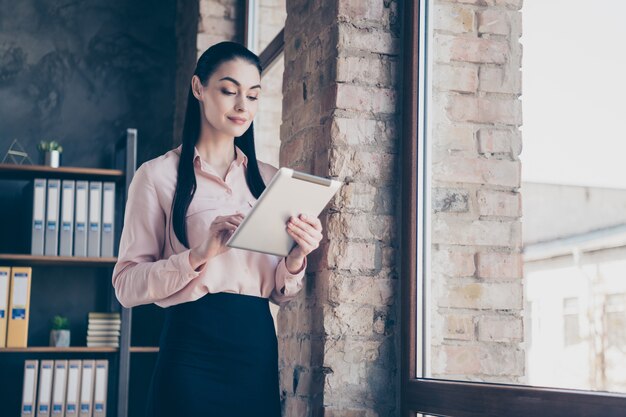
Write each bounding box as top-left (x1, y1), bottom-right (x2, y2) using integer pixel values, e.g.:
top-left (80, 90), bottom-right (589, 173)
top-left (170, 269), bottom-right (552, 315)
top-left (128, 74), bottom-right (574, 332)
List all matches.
top-left (0, 0), bottom-right (183, 166)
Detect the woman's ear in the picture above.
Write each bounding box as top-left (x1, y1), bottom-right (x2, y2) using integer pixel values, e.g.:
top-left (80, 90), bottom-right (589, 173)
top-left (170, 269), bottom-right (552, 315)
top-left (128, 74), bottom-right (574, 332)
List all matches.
top-left (191, 76), bottom-right (203, 100)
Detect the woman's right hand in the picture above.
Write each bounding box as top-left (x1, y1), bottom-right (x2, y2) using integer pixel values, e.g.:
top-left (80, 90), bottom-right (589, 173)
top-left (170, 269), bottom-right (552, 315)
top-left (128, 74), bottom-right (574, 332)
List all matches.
top-left (189, 212), bottom-right (244, 270)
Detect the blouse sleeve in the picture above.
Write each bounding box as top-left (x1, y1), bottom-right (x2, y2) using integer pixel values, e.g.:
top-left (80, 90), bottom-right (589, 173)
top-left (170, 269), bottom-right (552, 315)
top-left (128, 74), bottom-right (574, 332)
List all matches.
top-left (270, 256), bottom-right (307, 306)
top-left (111, 162), bottom-right (206, 308)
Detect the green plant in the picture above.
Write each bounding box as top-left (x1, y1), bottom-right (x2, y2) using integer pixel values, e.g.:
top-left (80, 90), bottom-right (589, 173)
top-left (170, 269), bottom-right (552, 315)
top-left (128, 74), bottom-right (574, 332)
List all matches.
top-left (51, 315), bottom-right (70, 330)
top-left (37, 140), bottom-right (63, 153)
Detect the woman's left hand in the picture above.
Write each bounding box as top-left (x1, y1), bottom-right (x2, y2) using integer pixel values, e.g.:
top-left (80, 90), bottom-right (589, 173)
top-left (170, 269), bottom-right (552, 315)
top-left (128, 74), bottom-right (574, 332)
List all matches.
top-left (286, 213), bottom-right (323, 266)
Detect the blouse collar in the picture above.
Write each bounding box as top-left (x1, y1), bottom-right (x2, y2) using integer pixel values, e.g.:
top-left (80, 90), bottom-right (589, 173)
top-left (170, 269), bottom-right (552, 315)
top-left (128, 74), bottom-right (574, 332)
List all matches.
top-left (174, 143), bottom-right (249, 168)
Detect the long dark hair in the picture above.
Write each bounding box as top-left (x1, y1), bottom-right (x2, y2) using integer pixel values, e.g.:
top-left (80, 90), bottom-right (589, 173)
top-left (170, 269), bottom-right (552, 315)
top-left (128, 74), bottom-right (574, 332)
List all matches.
top-left (171, 41), bottom-right (265, 249)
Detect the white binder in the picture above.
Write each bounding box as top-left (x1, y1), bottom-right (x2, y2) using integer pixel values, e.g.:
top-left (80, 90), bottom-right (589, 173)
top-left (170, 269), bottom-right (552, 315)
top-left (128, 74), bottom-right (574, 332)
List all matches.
top-left (0, 266), bottom-right (9, 348)
top-left (73, 181), bottom-right (88, 257)
top-left (65, 360), bottom-right (82, 417)
top-left (79, 360), bottom-right (95, 417)
top-left (37, 360), bottom-right (54, 417)
top-left (100, 182), bottom-right (115, 258)
top-left (21, 360), bottom-right (39, 417)
top-left (44, 179), bottom-right (61, 256)
top-left (51, 360), bottom-right (68, 416)
top-left (31, 178), bottom-right (47, 255)
top-left (87, 182), bottom-right (102, 258)
top-left (59, 180), bottom-right (75, 256)
top-left (93, 360), bottom-right (108, 416)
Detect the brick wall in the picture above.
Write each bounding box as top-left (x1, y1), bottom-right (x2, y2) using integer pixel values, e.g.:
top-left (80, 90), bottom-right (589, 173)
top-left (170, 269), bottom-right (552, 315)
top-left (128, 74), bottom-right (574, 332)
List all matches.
top-left (279, 0), bottom-right (402, 415)
top-left (197, 0), bottom-right (238, 59)
top-left (430, 0), bottom-right (524, 383)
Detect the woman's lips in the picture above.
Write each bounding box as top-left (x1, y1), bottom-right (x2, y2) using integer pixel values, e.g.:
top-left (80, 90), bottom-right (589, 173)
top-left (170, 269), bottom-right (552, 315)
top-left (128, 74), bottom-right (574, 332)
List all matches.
top-left (228, 117), bottom-right (246, 125)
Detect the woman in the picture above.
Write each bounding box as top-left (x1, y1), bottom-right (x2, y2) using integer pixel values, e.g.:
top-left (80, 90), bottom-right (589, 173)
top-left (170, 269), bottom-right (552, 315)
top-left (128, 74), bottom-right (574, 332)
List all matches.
top-left (111, 41), bottom-right (323, 417)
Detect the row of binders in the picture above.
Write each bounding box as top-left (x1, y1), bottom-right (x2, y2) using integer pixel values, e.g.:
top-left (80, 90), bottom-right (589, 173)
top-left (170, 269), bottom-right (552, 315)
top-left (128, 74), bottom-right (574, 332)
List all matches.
top-left (29, 179), bottom-right (116, 258)
top-left (0, 266), bottom-right (31, 348)
top-left (21, 359), bottom-right (108, 417)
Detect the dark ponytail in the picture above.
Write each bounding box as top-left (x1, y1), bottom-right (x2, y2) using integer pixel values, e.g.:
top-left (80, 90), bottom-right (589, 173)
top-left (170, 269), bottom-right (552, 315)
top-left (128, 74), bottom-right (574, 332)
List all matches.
top-left (171, 41), bottom-right (265, 249)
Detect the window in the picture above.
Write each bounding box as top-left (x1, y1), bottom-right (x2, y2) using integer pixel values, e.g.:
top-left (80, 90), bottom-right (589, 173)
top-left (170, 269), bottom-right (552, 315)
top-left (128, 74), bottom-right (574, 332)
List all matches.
top-left (563, 297), bottom-right (580, 347)
top-left (606, 294), bottom-right (626, 348)
top-left (401, 0), bottom-right (626, 415)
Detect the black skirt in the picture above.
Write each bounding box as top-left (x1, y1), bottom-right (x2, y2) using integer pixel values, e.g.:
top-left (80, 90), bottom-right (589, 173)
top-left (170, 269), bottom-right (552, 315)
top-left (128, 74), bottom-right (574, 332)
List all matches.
top-left (145, 292), bottom-right (281, 417)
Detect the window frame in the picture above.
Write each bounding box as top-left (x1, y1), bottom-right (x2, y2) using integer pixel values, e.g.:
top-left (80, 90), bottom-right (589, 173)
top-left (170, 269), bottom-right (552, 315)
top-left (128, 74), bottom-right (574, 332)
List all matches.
top-left (399, 1), bottom-right (626, 416)
top-left (244, 0), bottom-right (284, 73)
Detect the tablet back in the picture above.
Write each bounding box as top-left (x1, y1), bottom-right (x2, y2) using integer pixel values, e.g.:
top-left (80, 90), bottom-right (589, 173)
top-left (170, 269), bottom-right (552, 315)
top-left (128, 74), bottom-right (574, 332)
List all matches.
top-left (226, 168), bottom-right (342, 257)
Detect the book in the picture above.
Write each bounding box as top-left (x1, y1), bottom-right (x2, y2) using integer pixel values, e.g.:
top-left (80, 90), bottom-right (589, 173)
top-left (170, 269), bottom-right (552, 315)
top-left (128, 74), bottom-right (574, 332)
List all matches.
top-left (88, 312), bottom-right (120, 319)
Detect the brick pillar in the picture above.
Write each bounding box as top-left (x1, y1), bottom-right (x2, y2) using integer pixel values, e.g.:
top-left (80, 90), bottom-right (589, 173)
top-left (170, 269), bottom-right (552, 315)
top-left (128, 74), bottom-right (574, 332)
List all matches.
top-left (430, 0), bottom-right (524, 382)
top-left (280, 1), bottom-right (401, 415)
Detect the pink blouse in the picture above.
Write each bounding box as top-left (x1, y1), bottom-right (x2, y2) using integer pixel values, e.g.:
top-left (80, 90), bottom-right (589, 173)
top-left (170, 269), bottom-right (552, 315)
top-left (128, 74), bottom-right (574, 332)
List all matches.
top-left (112, 144), bottom-right (307, 308)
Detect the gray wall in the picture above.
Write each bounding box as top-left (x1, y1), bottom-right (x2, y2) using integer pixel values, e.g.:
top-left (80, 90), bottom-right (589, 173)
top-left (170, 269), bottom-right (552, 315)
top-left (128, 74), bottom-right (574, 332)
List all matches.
top-left (0, 0), bottom-right (184, 166)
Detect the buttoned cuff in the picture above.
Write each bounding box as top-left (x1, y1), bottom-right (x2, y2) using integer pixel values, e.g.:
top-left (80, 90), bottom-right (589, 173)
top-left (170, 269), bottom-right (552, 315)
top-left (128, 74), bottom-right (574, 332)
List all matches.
top-left (175, 249), bottom-right (207, 279)
top-left (275, 256), bottom-right (307, 296)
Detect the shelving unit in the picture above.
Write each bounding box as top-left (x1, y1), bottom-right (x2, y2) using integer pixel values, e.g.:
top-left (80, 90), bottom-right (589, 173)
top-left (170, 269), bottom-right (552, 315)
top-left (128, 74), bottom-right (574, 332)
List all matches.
top-left (0, 254), bottom-right (117, 267)
top-left (0, 164), bottom-right (125, 181)
top-left (0, 129), bottom-right (159, 417)
top-left (1, 347), bottom-right (120, 353)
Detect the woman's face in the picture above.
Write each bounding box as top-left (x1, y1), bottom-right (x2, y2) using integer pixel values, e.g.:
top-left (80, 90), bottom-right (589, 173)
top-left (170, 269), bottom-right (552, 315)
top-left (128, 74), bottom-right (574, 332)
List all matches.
top-left (192, 59), bottom-right (261, 138)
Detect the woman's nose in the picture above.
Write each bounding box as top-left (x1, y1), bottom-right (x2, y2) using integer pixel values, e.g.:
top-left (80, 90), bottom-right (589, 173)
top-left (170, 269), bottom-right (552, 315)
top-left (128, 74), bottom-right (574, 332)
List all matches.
top-left (235, 97), bottom-right (247, 112)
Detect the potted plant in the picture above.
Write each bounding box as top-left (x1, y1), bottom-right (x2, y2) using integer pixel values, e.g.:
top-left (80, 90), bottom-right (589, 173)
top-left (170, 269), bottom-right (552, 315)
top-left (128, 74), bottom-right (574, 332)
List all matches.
top-left (37, 140), bottom-right (63, 168)
top-left (49, 315), bottom-right (71, 347)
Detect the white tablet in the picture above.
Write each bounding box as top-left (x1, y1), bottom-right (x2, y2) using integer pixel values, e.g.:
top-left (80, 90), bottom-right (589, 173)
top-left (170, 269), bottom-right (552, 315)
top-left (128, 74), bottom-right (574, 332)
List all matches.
top-left (226, 167), bottom-right (342, 257)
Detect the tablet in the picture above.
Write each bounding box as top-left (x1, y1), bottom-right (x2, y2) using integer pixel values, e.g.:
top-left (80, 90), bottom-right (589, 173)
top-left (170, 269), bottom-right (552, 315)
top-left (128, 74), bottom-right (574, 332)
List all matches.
top-left (226, 167), bottom-right (342, 257)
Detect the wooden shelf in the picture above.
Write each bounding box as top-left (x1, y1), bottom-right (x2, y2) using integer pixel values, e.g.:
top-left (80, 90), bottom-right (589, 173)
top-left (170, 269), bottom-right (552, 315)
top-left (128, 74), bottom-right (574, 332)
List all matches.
top-left (130, 347), bottom-right (159, 353)
top-left (0, 254), bottom-right (117, 267)
top-left (0, 163), bottom-right (124, 182)
top-left (0, 347), bottom-right (118, 353)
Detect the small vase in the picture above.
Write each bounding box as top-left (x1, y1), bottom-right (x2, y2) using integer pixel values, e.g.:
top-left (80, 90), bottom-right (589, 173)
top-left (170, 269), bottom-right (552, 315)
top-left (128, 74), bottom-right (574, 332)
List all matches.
top-left (50, 329), bottom-right (70, 347)
top-left (43, 150), bottom-right (62, 168)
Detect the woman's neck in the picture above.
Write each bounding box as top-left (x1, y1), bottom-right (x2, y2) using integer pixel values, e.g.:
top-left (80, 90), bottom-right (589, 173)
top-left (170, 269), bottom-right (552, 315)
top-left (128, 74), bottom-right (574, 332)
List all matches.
top-left (195, 127), bottom-right (236, 169)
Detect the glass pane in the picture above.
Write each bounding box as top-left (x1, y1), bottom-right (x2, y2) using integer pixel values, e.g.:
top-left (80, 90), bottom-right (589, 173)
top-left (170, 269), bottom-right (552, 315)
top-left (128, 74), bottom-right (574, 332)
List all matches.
top-left (523, 0), bottom-right (626, 393)
top-left (426, 0), bottom-right (626, 394)
top-left (255, 52), bottom-right (284, 168)
top-left (256, 0), bottom-right (286, 52)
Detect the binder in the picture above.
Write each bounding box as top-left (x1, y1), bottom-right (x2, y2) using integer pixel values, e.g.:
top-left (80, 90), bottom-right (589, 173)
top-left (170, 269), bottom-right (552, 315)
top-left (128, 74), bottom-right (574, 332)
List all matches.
top-left (87, 182), bottom-right (102, 258)
top-left (7, 267), bottom-right (32, 348)
top-left (59, 180), bottom-right (76, 257)
top-left (65, 360), bottom-right (82, 417)
top-left (73, 181), bottom-right (88, 257)
top-left (37, 360), bottom-right (54, 417)
top-left (93, 360), bottom-right (108, 416)
top-left (100, 182), bottom-right (115, 258)
top-left (78, 360), bottom-right (95, 417)
top-left (0, 266), bottom-right (10, 348)
top-left (44, 179), bottom-right (61, 256)
top-left (51, 360), bottom-right (68, 416)
top-left (21, 360), bottom-right (39, 417)
top-left (31, 178), bottom-right (47, 255)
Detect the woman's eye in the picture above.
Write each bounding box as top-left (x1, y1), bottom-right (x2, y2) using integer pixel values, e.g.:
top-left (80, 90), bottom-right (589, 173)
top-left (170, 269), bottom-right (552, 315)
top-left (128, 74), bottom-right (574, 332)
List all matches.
top-left (247, 96), bottom-right (258, 101)
top-left (222, 90), bottom-right (235, 95)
